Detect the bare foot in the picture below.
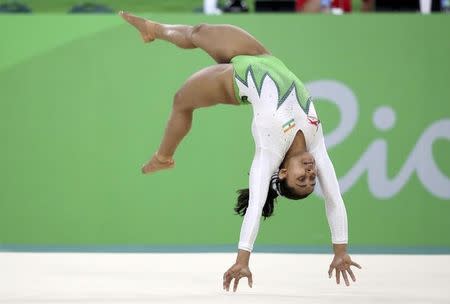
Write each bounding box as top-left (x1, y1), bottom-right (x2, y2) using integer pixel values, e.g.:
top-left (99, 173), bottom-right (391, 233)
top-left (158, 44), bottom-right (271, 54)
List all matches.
top-left (141, 153), bottom-right (175, 174)
top-left (119, 11), bottom-right (157, 43)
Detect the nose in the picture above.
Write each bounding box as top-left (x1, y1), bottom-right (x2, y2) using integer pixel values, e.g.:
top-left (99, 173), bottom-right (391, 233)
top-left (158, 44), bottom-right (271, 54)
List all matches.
top-left (306, 168), bottom-right (316, 179)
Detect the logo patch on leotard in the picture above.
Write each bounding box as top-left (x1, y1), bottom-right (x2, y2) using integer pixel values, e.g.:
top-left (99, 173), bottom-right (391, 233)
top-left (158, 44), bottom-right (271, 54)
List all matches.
top-left (282, 118), bottom-right (296, 133)
top-left (307, 116), bottom-right (320, 131)
top-left (307, 116), bottom-right (320, 126)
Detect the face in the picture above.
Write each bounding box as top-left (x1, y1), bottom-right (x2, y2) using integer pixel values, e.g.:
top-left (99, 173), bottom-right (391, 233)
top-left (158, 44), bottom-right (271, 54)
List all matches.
top-left (279, 152), bottom-right (317, 196)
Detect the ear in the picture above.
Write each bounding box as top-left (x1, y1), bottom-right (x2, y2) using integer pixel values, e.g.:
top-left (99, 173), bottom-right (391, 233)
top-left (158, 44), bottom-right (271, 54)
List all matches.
top-left (278, 168), bottom-right (288, 180)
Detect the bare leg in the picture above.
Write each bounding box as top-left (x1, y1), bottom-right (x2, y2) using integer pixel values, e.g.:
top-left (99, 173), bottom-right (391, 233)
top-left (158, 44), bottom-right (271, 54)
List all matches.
top-left (141, 64), bottom-right (237, 174)
top-left (119, 11), bottom-right (270, 63)
top-left (119, 12), bottom-right (262, 173)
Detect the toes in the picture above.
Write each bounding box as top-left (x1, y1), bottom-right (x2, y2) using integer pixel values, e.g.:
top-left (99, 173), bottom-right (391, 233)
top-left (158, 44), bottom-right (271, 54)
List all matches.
top-left (120, 12), bottom-right (134, 23)
top-left (141, 159), bottom-right (175, 174)
top-left (141, 163), bottom-right (152, 174)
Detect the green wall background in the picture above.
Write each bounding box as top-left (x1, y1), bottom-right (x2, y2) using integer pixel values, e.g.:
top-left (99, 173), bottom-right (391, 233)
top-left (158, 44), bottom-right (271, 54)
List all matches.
top-left (1, 14), bottom-right (449, 251)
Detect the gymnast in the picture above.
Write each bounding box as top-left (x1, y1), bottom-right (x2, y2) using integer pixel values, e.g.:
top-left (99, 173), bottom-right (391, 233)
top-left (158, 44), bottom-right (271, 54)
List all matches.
top-left (120, 11), bottom-right (362, 292)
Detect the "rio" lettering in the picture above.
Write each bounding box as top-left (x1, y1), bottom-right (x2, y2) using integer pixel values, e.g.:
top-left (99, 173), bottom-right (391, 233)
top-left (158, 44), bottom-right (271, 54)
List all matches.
top-left (307, 80), bottom-right (450, 200)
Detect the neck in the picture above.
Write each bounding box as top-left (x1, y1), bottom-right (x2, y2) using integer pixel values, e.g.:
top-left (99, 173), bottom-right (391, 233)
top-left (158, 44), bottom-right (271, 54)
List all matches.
top-left (283, 130), bottom-right (307, 163)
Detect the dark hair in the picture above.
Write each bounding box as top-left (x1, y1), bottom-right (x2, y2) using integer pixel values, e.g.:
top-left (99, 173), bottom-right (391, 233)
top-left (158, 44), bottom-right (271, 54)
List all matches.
top-left (234, 179), bottom-right (311, 219)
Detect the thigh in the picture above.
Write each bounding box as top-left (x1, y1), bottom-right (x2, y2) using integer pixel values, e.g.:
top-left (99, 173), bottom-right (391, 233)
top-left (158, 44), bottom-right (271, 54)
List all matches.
top-left (174, 64), bottom-right (239, 111)
top-left (191, 24), bottom-right (271, 64)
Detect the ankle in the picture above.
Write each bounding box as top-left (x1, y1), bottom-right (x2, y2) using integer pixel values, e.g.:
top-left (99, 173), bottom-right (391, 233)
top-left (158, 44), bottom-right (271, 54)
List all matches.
top-left (153, 22), bottom-right (164, 39)
top-left (155, 152), bottom-right (172, 163)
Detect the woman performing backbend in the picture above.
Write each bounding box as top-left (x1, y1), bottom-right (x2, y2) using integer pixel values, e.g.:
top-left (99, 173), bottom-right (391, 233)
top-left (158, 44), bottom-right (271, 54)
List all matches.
top-left (120, 11), bottom-right (362, 291)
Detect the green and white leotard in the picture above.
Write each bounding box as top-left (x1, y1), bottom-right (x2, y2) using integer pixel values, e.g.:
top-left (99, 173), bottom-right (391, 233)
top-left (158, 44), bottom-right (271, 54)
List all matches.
top-left (231, 55), bottom-right (348, 252)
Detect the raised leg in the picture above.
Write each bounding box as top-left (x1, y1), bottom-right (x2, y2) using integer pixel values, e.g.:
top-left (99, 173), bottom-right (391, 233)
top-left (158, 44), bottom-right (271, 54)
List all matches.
top-left (120, 12), bottom-right (270, 63)
top-left (141, 64), bottom-right (237, 174)
top-left (119, 12), bottom-right (253, 173)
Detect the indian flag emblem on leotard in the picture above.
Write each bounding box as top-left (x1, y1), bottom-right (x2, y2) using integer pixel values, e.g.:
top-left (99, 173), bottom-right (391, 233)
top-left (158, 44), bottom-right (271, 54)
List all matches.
top-left (282, 118), bottom-right (296, 133)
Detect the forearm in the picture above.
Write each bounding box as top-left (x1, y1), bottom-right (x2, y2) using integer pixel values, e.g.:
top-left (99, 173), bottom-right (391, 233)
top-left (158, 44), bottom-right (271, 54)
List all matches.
top-left (238, 148), bottom-right (281, 252)
top-left (311, 135), bottom-right (348, 244)
top-left (236, 249), bottom-right (251, 266)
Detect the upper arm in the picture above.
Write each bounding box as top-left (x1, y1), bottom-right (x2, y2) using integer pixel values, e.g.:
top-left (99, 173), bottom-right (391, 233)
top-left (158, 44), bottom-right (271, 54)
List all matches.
top-left (311, 135), bottom-right (343, 204)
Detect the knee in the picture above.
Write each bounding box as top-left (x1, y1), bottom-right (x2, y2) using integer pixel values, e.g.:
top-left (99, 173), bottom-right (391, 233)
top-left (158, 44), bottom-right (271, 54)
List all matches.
top-left (173, 89), bottom-right (192, 112)
top-left (190, 23), bottom-right (208, 41)
top-left (173, 90), bottom-right (184, 110)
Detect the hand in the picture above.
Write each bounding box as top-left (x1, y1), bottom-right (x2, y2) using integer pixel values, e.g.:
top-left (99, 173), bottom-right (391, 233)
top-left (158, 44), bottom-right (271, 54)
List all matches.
top-left (328, 253), bottom-right (362, 286)
top-left (223, 262), bottom-right (253, 292)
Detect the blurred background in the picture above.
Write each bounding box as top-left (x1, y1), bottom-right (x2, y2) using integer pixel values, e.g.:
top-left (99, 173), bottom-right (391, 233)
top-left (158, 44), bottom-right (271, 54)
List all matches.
top-left (0, 0), bottom-right (450, 13)
top-left (0, 0), bottom-right (449, 254)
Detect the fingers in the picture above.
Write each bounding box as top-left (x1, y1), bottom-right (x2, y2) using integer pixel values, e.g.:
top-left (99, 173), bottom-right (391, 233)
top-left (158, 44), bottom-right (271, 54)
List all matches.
top-left (347, 267), bottom-right (356, 282)
top-left (330, 258), bottom-right (361, 287)
top-left (223, 271), bottom-right (242, 292)
top-left (233, 274), bottom-right (241, 292)
top-left (248, 273), bottom-right (253, 288)
top-left (341, 270), bottom-right (350, 286)
top-left (222, 272), bottom-right (228, 291)
top-left (223, 271), bottom-right (233, 291)
top-left (351, 261), bottom-right (362, 269)
top-left (223, 269), bottom-right (253, 292)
